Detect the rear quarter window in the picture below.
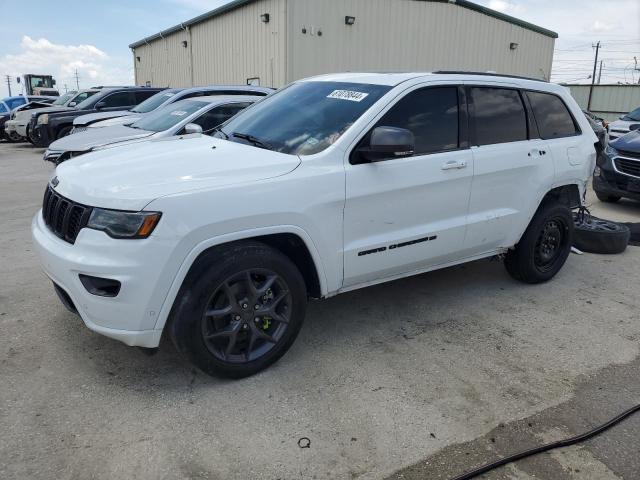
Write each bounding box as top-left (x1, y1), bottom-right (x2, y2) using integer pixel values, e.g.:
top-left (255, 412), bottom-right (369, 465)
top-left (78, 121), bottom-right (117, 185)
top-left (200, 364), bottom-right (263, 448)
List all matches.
top-left (526, 91), bottom-right (579, 139)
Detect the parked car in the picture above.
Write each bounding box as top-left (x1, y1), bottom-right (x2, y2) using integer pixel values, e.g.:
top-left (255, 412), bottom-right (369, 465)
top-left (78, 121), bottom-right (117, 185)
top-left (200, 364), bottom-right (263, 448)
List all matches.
top-left (4, 91), bottom-right (81, 142)
top-left (32, 72), bottom-right (597, 378)
top-left (582, 109), bottom-right (607, 129)
top-left (607, 106), bottom-right (640, 141)
top-left (2, 97), bottom-right (57, 140)
top-left (2, 96), bottom-right (52, 141)
top-left (584, 111), bottom-right (606, 154)
top-left (44, 95), bottom-right (258, 164)
top-left (593, 129), bottom-right (640, 203)
top-left (29, 87), bottom-right (165, 147)
top-left (73, 85), bottom-right (274, 131)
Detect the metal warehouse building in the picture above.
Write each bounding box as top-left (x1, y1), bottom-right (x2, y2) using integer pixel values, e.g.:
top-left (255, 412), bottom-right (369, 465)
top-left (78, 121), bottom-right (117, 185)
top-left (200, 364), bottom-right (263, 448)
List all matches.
top-left (130, 0), bottom-right (558, 88)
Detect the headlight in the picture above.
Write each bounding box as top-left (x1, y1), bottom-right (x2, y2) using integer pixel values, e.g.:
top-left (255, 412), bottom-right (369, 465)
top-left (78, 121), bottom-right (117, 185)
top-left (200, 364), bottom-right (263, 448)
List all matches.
top-left (87, 209), bottom-right (162, 239)
top-left (605, 144), bottom-right (618, 157)
top-left (37, 114), bottom-right (49, 125)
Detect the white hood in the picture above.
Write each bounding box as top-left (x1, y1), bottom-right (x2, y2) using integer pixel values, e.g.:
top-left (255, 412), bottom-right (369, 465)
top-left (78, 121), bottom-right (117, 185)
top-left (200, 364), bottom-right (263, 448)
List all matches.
top-left (52, 135), bottom-right (301, 211)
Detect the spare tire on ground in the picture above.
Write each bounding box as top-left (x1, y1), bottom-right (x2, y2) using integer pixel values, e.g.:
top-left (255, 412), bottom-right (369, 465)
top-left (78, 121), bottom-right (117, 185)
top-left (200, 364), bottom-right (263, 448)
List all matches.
top-left (573, 213), bottom-right (630, 254)
top-left (622, 223), bottom-right (640, 247)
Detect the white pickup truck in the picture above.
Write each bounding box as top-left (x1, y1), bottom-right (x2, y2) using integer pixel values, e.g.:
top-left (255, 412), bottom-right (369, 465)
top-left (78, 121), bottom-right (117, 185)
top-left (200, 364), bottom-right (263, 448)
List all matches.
top-left (32, 72), bottom-right (597, 378)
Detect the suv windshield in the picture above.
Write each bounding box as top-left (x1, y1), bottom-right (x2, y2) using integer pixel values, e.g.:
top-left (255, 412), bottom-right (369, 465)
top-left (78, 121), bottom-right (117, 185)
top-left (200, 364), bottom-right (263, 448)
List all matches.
top-left (52, 92), bottom-right (74, 106)
top-left (623, 107), bottom-right (640, 121)
top-left (132, 89), bottom-right (181, 114)
top-left (130, 99), bottom-right (208, 132)
top-left (217, 81), bottom-right (392, 155)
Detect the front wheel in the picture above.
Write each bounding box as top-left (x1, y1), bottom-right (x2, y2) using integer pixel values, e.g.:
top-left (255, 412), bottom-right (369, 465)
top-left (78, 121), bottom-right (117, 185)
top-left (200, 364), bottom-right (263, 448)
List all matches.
top-left (505, 203), bottom-right (574, 284)
top-left (169, 241), bottom-right (307, 378)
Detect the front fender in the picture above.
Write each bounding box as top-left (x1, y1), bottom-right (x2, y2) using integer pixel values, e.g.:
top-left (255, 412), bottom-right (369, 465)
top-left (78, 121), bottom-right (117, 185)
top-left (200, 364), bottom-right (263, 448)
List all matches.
top-left (151, 225), bottom-right (329, 332)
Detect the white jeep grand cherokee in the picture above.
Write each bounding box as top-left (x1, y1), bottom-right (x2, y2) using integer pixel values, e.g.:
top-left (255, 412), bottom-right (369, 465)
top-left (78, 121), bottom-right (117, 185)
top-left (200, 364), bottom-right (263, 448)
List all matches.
top-left (32, 72), bottom-right (597, 378)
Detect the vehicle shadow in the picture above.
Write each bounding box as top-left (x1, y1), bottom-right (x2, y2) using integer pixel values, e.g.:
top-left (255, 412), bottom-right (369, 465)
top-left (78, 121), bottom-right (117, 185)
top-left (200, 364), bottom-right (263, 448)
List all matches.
top-left (57, 257), bottom-right (515, 393)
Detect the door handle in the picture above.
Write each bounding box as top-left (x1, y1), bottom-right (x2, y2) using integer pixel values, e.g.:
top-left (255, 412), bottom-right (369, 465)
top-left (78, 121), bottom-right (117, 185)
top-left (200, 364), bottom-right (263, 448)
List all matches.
top-left (441, 160), bottom-right (467, 170)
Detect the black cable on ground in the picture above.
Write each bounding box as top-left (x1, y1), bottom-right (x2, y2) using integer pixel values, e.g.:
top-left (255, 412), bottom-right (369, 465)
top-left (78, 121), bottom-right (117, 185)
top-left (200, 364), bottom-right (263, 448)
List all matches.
top-left (451, 403), bottom-right (640, 480)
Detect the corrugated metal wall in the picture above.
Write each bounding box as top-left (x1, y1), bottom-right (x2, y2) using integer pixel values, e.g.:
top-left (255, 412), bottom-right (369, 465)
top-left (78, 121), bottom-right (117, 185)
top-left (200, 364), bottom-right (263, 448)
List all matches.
top-left (133, 0), bottom-right (555, 88)
top-left (287, 0), bottom-right (554, 83)
top-left (567, 85), bottom-right (640, 122)
top-left (133, 0), bottom-right (287, 88)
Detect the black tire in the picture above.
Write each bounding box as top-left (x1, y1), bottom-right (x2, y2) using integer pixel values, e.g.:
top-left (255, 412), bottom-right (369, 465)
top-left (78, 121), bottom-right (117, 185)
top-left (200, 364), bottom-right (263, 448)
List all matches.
top-left (169, 241), bottom-right (307, 378)
top-left (505, 203), bottom-right (574, 284)
top-left (26, 126), bottom-right (34, 145)
top-left (573, 215), bottom-right (630, 254)
top-left (56, 126), bottom-right (73, 139)
top-left (595, 191), bottom-right (621, 203)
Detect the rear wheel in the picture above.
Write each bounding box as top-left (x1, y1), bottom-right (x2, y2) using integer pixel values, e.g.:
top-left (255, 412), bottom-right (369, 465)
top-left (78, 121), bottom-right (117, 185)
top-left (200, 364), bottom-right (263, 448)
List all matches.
top-left (595, 191), bottom-right (621, 203)
top-left (169, 241), bottom-right (307, 378)
top-left (505, 203), bottom-right (573, 284)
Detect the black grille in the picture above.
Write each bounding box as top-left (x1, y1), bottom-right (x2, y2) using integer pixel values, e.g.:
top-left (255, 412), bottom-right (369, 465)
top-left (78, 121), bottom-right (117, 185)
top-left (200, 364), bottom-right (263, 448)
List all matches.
top-left (42, 186), bottom-right (92, 244)
top-left (618, 149), bottom-right (640, 160)
top-left (615, 158), bottom-right (640, 178)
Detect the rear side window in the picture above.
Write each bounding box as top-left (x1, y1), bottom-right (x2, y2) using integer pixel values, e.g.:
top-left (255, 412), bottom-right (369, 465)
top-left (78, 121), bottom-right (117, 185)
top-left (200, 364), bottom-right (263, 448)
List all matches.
top-left (470, 87), bottom-right (527, 146)
top-left (100, 92), bottom-right (135, 108)
top-left (134, 90), bottom-right (161, 104)
top-left (194, 103), bottom-right (250, 132)
top-left (375, 87), bottom-right (459, 155)
top-left (526, 91), bottom-right (579, 139)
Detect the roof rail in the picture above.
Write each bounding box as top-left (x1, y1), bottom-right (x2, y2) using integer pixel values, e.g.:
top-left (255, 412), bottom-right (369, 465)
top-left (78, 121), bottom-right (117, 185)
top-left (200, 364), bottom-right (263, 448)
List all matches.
top-left (433, 71), bottom-right (547, 82)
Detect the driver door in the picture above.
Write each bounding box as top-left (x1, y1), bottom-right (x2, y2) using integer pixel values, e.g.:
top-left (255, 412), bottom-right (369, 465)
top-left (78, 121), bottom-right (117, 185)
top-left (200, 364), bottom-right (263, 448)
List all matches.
top-left (343, 85), bottom-right (473, 288)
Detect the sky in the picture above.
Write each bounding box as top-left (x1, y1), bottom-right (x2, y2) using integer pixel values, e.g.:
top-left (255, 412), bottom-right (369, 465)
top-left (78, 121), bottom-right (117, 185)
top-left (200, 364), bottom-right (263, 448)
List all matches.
top-left (0, 0), bottom-right (638, 98)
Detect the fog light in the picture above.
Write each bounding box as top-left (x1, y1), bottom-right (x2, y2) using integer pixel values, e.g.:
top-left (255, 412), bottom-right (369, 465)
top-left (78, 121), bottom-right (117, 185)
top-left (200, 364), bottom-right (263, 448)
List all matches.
top-left (594, 166), bottom-right (601, 177)
top-left (79, 274), bottom-right (121, 297)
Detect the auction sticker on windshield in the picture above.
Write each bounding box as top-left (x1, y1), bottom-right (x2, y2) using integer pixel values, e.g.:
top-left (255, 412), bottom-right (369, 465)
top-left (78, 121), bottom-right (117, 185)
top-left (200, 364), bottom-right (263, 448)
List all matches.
top-left (327, 90), bottom-right (369, 102)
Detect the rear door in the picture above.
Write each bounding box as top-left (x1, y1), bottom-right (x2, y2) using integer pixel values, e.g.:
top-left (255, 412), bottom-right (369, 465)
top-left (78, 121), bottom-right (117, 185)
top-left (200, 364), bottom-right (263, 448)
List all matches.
top-left (525, 90), bottom-right (584, 185)
top-left (463, 84), bottom-right (552, 254)
top-left (343, 84), bottom-right (474, 287)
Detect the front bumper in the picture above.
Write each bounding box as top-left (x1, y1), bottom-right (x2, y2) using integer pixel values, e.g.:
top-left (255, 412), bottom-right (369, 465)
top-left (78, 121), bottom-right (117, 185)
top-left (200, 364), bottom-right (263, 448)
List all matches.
top-left (593, 153), bottom-right (640, 201)
top-left (4, 120), bottom-right (18, 134)
top-left (31, 210), bottom-right (175, 348)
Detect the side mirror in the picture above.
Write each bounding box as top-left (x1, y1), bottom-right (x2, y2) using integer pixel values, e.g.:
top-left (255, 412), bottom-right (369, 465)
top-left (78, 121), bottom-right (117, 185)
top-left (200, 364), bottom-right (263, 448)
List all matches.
top-left (629, 124), bottom-right (640, 132)
top-left (68, 101), bottom-right (77, 107)
top-left (356, 126), bottom-right (415, 163)
top-left (183, 123), bottom-right (203, 135)
top-left (95, 101), bottom-right (106, 110)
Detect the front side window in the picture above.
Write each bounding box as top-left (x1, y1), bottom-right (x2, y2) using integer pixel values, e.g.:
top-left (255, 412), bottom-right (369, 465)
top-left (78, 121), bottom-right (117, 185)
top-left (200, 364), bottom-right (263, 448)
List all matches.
top-left (471, 87), bottom-right (527, 146)
top-left (370, 87), bottom-right (459, 155)
top-left (217, 81), bottom-right (392, 155)
top-left (130, 99), bottom-right (209, 132)
top-left (0, 102), bottom-right (8, 113)
top-left (526, 91), bottom-right (579, 139)
top-left (132, 90), bottom-right (179, 113)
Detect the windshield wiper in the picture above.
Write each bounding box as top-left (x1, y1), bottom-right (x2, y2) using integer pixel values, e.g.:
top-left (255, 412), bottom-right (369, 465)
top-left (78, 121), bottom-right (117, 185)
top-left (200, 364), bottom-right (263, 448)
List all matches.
top-left (212, 127), bottom-right (229, 139)
top-left (232, 132), bottom-right (273, 150)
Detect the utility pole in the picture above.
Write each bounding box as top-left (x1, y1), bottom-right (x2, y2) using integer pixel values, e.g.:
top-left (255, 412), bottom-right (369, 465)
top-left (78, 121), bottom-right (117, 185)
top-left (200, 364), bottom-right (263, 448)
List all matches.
top-left (635, 57), bottom-right (640, 85)
top-left (587, 41), bottom-right (600, 111)
top-left (597, 60), bottom-right (603, 84)
top-left (63, 83), bottom-right (68, 93)
top-left (73, 69), bottom-right (80, 90)
top-left (5, 75), bottom-right (11, 96)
